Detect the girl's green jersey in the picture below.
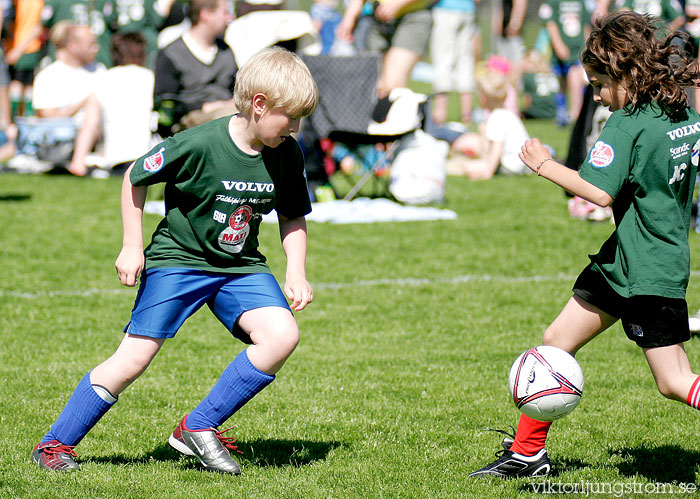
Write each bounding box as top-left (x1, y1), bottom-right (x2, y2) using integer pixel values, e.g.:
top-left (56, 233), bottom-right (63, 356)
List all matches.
top-left (580, 102), bottom-right (700, 298)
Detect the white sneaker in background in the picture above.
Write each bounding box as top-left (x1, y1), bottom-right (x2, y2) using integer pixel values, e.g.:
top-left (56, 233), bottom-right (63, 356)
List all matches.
top-left (689, 310), bottom-right (700, 332)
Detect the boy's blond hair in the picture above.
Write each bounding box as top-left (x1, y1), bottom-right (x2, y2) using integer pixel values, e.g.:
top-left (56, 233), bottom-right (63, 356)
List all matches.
top-left (476, 70), bottom-right (508, 110)
top-left (234, 47), bottom-right (319, 118)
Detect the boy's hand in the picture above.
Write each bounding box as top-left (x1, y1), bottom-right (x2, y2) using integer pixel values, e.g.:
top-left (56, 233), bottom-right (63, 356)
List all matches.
top-left (553, 43), bottom-right (570, 63)
top-left (374, 0), bottom-right (403, 22)
top-left (115, 245), bottom-right (144, 287)
top-left (284, 274), bottom-right (313, 311)
top-left (337, 17), bottom-right (356, 41)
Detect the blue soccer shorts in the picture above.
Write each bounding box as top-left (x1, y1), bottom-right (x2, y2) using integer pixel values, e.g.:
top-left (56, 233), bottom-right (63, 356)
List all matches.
top-left (552, 59), bottom-right (577, 78)
top-left (123, 268), bottom-right (291, 342)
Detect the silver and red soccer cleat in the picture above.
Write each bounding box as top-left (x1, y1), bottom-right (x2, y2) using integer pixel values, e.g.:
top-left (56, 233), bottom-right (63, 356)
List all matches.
top-left (168, 415), bottom-right (242, 474)
top-left (32, 440), bottom-right (80, 471)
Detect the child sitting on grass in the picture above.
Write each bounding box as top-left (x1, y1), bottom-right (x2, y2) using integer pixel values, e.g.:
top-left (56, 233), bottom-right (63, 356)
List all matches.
top-left (447, 70), bottom-right (530, 179)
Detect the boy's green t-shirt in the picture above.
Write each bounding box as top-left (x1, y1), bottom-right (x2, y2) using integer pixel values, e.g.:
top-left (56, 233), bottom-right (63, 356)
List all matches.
top-left (41, 0), bottom-right (117, 67)
top-left (579, 102), bottom-right (700, 299)
top-left (538, 0), bottom-right (589, 65)
top-left (111, 0), bottom-right (163, 58)
top-left (130, 116), bottom-right (312, 274)
top-left (621, 0), bottom-right (684, 25)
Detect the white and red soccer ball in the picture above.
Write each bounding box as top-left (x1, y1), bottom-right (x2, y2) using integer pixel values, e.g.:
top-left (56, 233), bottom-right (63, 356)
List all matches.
top-left (508, 346), bottom-right (584, 422)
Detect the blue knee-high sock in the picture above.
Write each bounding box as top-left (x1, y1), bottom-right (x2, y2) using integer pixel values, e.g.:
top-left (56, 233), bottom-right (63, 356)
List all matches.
top-left (41, 372), bottom-right (116, 446)
top-left (186, 350), bottom-right (274, 430)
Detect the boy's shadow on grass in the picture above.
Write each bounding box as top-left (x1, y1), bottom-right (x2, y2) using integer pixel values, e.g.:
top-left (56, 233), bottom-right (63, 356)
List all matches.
top-left (609, 445), bottom-right (700, 484)
top-left (237, 438), bottom-right (346, 467)
top-left (89, 439), bottom-right (344, 469)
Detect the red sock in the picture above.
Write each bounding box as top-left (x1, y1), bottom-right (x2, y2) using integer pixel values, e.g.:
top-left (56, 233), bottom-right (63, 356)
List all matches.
top-left (510, 413), bottom-right (552, 456)
top-left (686, 376), bottom-right (700, 409)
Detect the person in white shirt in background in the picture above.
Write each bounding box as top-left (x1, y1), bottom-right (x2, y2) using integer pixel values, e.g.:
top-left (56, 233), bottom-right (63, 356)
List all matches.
top-left (32, 21), bottom-right (104, 176)
top-left (447, 70), bottom-right (530, 179)
top-left (94, 31), bottom-right (155, 168)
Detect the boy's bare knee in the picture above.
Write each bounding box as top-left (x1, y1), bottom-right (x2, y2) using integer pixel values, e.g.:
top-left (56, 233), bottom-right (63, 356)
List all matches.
top-left (273, 326), bottom-right (299, 356)
top-left (115, 352), bottom-right (153, 383)
top-left (249, 315), bottom-right (299, 352)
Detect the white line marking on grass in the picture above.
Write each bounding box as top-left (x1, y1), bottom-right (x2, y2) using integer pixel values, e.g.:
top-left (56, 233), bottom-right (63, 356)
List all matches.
top-left (313, 272), bottom-right (577, 290)
top-left (1, 288), bottom-right (135, 299)
top-left (316, 269), bottom-right (700, 290)
top-left (5, 270), bottom-right (700, 298)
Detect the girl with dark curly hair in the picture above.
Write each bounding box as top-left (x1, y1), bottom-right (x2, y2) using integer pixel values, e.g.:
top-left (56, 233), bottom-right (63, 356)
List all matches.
top-left (470, 11), bottom-right (700, 478)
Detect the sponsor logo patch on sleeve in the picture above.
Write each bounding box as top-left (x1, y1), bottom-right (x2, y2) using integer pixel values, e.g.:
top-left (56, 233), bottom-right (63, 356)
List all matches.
top-left (692, 138), bottom-right (700, 167)
top-left (143, 147), bottom-right (166, 172)
top-left (588, 141), bottom-right (614, 168)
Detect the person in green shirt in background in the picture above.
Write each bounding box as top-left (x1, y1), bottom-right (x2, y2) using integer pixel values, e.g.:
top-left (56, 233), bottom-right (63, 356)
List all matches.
top-left (41, 0), bottom-right (118, 67)
top-left (538, 0), bottom-right (590, 126)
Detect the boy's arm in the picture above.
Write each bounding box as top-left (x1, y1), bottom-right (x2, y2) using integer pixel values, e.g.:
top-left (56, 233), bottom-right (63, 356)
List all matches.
top-left (6, 23), bottom-right (43, 65)
top-left (546, 20), bottom-right (570, 62)
top-left (337, 0), bottom-right (364, 41)
top-left (115, 163), bottom-right (148, 287)
top-left (668, 14), bottom-right (686, 32)
top-left (592, 0), bottom-right (610, 21)
top-left (461, 141), bottom-right (503, 180)
top-left (278, 214), bottom-right (313, 311)
top-left (482, 141), bottom-right (504, 179)
top-left (520, 138), bottom-right (613, 206)
top-left (35, 95), bottom-right (91, 119)
top-left (506, 0), bottom-right (527, 36)
top-left (374, 0), bottom-right (424, 22)
top-left (153, 51), bottom-right (182, 106)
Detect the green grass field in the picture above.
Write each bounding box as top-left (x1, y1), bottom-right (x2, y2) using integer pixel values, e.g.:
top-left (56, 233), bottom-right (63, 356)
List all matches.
top-left (2, 124), bottom-right (700, 498)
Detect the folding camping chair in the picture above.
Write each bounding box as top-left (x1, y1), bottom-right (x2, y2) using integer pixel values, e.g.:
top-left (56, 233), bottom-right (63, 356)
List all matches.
top-left (301, 54), bottom-right (426, 201)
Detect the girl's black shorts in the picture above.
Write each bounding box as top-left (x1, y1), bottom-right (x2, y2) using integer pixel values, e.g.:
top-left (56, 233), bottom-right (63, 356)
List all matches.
top-left (572, 264), bottom-right (690, 349)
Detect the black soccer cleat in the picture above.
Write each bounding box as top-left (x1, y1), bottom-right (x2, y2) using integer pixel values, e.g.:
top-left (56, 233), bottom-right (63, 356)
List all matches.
top-left (468, 446), bottom-right (551, 478)
top-left (469, 428), bottom-right (551, 479)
